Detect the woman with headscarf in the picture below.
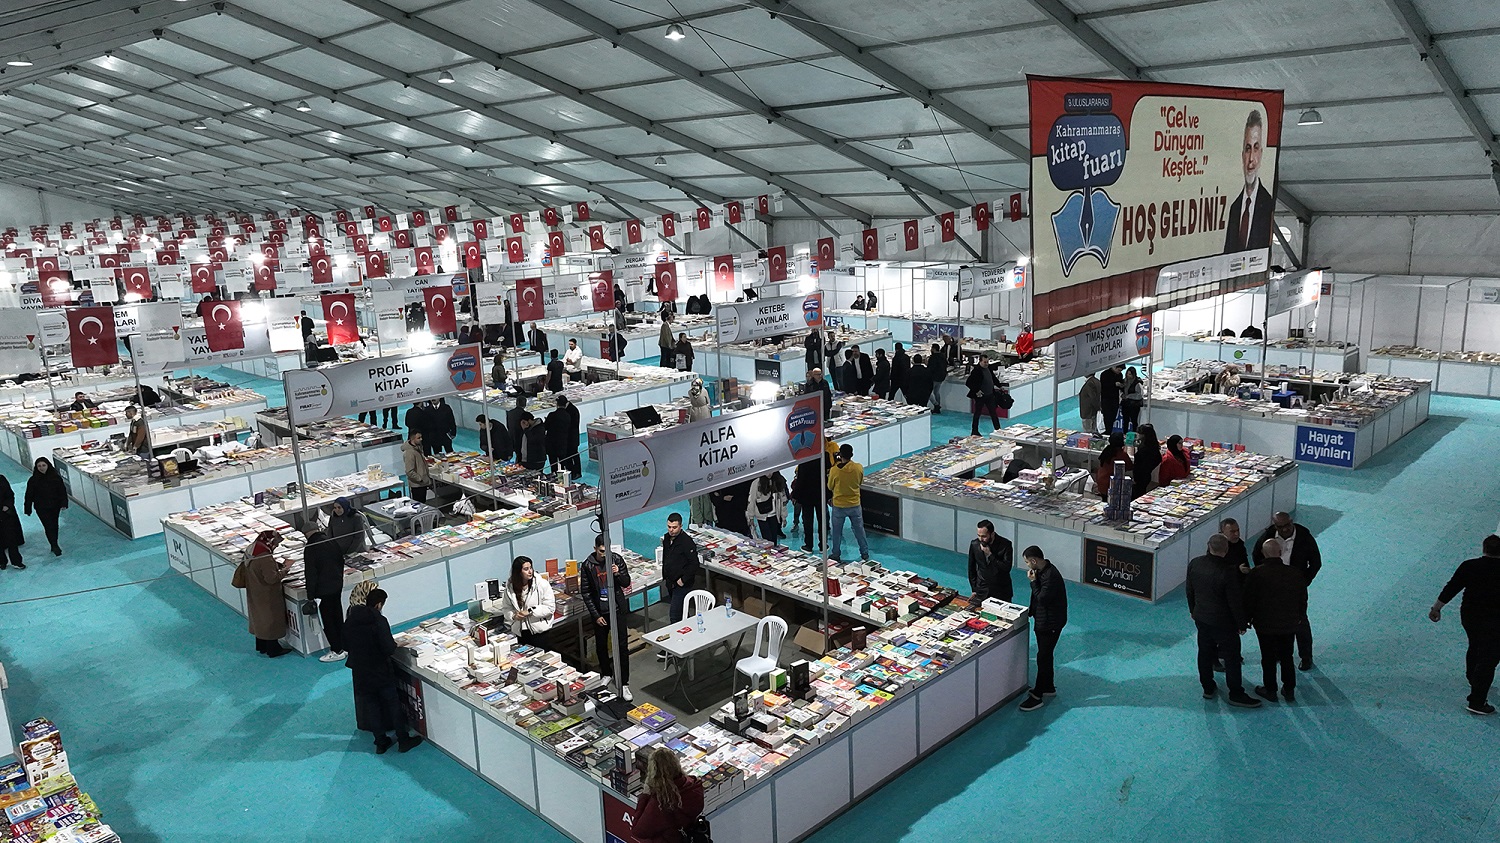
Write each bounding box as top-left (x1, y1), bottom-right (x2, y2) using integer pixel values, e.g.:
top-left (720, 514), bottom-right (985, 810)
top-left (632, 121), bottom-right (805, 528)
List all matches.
top-left (23, 457), bottom-right (67, 556)
top-left (237, 530), bottom-right (291, 657)
top-left (327, 497), bottom-right (367, 557)
top-left (1158, 434), bottom-right (1192, 485)
top-left (0, 476), bottom-right (26, 570)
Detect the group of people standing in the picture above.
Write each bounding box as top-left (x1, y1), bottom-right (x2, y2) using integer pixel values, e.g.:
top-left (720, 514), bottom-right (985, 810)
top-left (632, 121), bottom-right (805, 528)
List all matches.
top-left (1078, 363), bottom-right (1146, 435)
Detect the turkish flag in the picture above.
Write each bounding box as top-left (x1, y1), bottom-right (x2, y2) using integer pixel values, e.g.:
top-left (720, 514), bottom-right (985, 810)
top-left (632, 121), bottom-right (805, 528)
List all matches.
top-left (121, 267), bottom-right (153, 299)
top-left (695, 207), bottom-right (712, 231)
top-left (543, 207), bottom-right (560, 228)
top-left (268, 230), bottom-right (285, 245)
top-left (461, 241), bottom-right (483, 269)
top-left (189, 263), bottom-right (216, 293)
top-left (203, 300), bottom-right (245, 352)
top-left (412, 209), bottom-right (428, 228)
top-left (974, 202), bottom-right (991, 231)
top-left (506, 237), bottom-right (524, 263)
top-left (443, 205), bottom-right (459, 223)
top-left (364, 252), bottom-right (388, 279)
top-left (434, 225), bottom-right (451, 244)
top-left (303, 223), bottom-right (321, 240)
top-left (352, 234), bottom-right (369, 254)
top-left (727, 202), bottom-right (743, 224)
top-left (414, 247), bottom-right (435, 275)
top-left (516, 277), bottom-right (545, 321)
top-left (68, 306), bottom-right (119, 367)
top-left (304, 213), bottom-right (321, 227)
top-left (309, 239), bottom-right (326, 259)
top-left (98, 252), bottom-right (122, 269)
top-left (626, 219), bottom-right (642, 245)
top-left (156, 250), bottom-right (178, 266)
top-left (587, 225), bottom-right (605, 250)
top-left (1009, 193), bottom-right (1024, 222)
top-left (254, 263), bottom-right (276, 291)
top-left (322, 293), bottom-right (359, 344)
top-left (767, 246), bottom-right (788, 282)
top-left (757, 195), bottom-right (770, 216)
top-left (378, 215), bottom-right (394, 232)
top-left (392, 229), bottom-right (411, 249)
top-left (590, 270), bottom-right (614, 312)
top-left (260, 241), bottom-right (279, 260)
top-left (655, 262), bottom-right (679, 302)
top-left (903, 220), bottom-right (920, 252)
top-left (310, 253), bottom-right (335, 285)
top-left (509, 213), bottom-right (525, 234)
top-left (816, 237), bottom-right (836, 271)
top-left (335, 210), bottom-right (350, 224)
top-left (860, 228), bottom-right (879, 260)
top-left (547, 230), bottom-right (567, 256)
top-left (661, 214), bottom-right (676, 237)
top-left (472, 219), bottom-right (488, 240)
top-left (342, 221), bottom-right (359, 238)
top-left (209, 245), bottom-right (229, 264)
top-left (424, 286), bottom-right (457, 334)
top-left (939, 212), bottom-right (956, 243)
top-left (575, 202), bottom-right (591, 222)
top-left (713, 255), bottom-right (735, 292)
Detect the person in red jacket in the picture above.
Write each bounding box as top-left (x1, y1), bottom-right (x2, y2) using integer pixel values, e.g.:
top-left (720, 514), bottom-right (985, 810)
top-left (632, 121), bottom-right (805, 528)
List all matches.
top-left (632, 747), bottom-right (704, 843)
top-left (1158, 434), bottom-right (1193, 484)
top-left (1014, 323), bottom-right (1036, 361)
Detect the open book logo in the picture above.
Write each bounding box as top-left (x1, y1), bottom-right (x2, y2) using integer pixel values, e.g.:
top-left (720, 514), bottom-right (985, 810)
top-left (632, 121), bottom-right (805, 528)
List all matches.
top-left (1051, 188), bottom-right (1119, 276)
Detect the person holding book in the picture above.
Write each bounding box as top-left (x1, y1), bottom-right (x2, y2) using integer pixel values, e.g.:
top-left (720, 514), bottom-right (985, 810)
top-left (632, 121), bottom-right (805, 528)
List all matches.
top-left (345, 587), bottom-right (423, 754)
top-left (581, 535), bottom-right (633, 702)
top-left (303, 527), bottom-right (348, 663)
top-left (239, 530), bottom-right (290, 657)
top-left (631, 747), bottom-right (705, 843)
top-left (500, 555), bottom-right (555, 649)
top-left (327, 497), bottom-right (367, 557)
top-left (1019, 545), bottom-right (1067, 711)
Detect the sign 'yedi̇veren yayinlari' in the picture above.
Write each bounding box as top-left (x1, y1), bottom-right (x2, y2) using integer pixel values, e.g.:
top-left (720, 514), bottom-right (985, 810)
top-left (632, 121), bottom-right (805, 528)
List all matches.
top-left (283, 345), bottom-right (484, 423)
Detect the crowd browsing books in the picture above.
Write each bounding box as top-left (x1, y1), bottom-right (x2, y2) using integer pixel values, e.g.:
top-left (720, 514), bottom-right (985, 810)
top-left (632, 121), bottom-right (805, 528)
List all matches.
top-left (427, 452), bottom-right (600, 516)
top-left (720, 328), bottom-right (891, 359)
top-left (0, 719), bottom-right (120, 843)
top-left (472, 549), bottom-right (662, 626)
top-left (1, 386), bottom-right (262, 440)
top-left (394, 591), bottom-right (1026, 808)
top-left (691, 526), bottom-right (957, 624)
top-left (465, 361), bottom-right (691, 410)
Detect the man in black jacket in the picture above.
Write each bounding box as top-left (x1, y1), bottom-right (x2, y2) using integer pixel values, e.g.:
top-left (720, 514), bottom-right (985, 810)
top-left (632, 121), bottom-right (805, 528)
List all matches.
top-left (1429, 534), bottom-right (1500, 715)
top-left (475, 414), bottom-right (512, 462)
top-left (581, 535), bottom-right (633, 701)
top-left (1019, 545), bottom-right (1066, 711)
top-left (546, 349), bottom-right (566, 393)
top-left (888, 343), bottom-right (910, 402)
top-left (661, 513), bottom-right (699, 626)
top-left (873, 348), bottom-right (891, 398)
top-left (1100, 364), bottom-right (1124, 434)
top-left (344, 588), bottom-right (422, 753)
top-left (1252, 511), bottom-right (1322, 670)
top-left (545, 395), bottom-right (582, 475)
top-left (854, 347), bottom-right (875, 396)
top-left (1244, 537), bottom-right (1308, 703)
top-left (505, 394), bottom-right (528, 446)
top-left (516, 413), bottom-right (547, 470)
top-left (966, 353), bottom-right (1002, 436)
top-left (803, 329), bottom-right (824, 372)
top-left (803, 368), bottom-right (833, 421)
top-left (428, 398), bottom-right (457, 454)
top-left (903, 354), bottom-right (933, 408)
top-left (404, 402), bottom-right (434, 455)
top-left (303, 528), bottom-right (348, 662)
top-left (967, 519), bottom-right (1013, 603)
top-left (1187, 534), bottom-right (1262, 708)
top-left (927, 341), bottom-right (948, 413)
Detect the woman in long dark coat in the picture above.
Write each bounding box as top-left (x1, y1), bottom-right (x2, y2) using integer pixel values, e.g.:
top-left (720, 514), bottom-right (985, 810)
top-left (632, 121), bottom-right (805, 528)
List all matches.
top-left (0, 476), bottom-right (26, 570)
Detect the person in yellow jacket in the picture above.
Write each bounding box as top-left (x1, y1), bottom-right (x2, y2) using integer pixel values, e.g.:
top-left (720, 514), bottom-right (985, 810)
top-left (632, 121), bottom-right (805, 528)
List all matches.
top-left (826, 443), bottom-right (869, 562)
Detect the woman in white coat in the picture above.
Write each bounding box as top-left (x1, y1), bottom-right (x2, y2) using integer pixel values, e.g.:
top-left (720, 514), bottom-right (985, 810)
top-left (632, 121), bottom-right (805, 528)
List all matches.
top-left (500, 555), bottom-right (556, 649)
top-left (745, 472), bottom-right (789, 545)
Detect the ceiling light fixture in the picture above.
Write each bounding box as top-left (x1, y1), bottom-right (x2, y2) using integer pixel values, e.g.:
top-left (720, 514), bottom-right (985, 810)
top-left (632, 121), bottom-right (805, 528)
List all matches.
top-left (438, 70), bottom-right (454, 84)
top-left (654, 156), bottom-right (666, 166)
top-left (896, 137), bottom-right (913, 151)
top-left (192, 120), bottom-right (207, 130)
top-left (665, 23), bottom-right (686, 40)
top-left (296, 100), bottom-right (312, 112)
top-left (7, 55), bottom-right (33, 67)
top-left (1297, 108), bottom-right (1323, 126)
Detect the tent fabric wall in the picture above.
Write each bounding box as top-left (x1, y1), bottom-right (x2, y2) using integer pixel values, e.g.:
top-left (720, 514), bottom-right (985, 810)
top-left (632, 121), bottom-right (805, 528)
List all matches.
top-left (0, 183), bottom-right (117, 230)
top-left (1309, 215), bottom-right (1500, 276)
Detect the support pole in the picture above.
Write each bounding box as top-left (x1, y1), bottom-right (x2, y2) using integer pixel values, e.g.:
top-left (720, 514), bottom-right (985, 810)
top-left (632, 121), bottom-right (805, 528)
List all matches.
top-left (129, 339), bottom-right (153, 459)
top-left (600, 517), bottom-right (625, 692)
top-left (38, 340), bottom-right (59, 414)
top-left (284, 373), bottom-right (313, 526)
top-left (819, 445), bottom-right (830, 654)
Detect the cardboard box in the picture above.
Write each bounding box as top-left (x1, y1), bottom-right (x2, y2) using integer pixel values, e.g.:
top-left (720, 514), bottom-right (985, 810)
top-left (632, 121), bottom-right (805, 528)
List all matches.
top-left (794, 622), bottom-right (828, 655)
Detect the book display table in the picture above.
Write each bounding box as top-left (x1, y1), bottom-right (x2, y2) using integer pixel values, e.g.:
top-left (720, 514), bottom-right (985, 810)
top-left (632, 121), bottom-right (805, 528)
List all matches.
top-left (392, 589), bottom-right (1029, 843)
top-left (1367, 346), bottom-right (1500, 399)
top-left (55, 428), bottom-right (401, 539)
top-left (538, 313), bottom-right (717, 366)
top-left (824, 311), bottom-right (1010, 344)
top-left (1163, 333), bottom-right (1361, 372)
top-left (862, 430), bottom-right (1300, 602)
top-left (1148, 361), bottom-right (1430, 468)
top-left (455, 361), bottom-right (694, 431)
top-left (697, 329), bottom-right (894, 388)
top-left (164, 482), bottom-right (604, 656)
top-left (0, 370), bottom-right (140, 408)
top-left (934, 355), bottom-right (1081, 420)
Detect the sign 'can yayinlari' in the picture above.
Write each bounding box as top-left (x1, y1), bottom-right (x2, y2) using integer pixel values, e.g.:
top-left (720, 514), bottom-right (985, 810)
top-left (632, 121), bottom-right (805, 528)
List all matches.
top-left (1028, 76), bottom-right (1284, 343)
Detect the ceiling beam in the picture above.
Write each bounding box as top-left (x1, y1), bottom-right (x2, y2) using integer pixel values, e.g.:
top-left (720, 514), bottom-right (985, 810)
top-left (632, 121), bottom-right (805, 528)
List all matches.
top-left (1380, 0), bottom-right (1500, 196)
top-left (743, 0), bottom-right (1027, 161)
top-left (0, 2), bottom-right (213, 94)
top-left (519, 0), bottom-right (980, 212)
top-left (218, 2), bottom-right (729, 214)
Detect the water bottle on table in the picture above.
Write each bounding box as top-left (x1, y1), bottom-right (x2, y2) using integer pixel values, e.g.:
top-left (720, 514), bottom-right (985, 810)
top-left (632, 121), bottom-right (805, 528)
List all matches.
top-left (723, 594), bottom-right (734, 618)
top-left (696, 610), bottom-right (705, 633)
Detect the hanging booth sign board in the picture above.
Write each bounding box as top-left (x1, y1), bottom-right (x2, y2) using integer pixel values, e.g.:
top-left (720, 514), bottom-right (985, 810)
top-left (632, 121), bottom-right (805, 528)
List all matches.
top-left (598, 395), bottom-right (824, 522)
top-left (957, 263), bottom-right (1023, 299)
top-left (1053, 314), bottom-right (1152, 381)
top-left (284, 344), bottom-right (483, 423)
top-left (1264, 269), bottom-right (1322, 318)
top-left (715, 292), bottom-right (823, 344)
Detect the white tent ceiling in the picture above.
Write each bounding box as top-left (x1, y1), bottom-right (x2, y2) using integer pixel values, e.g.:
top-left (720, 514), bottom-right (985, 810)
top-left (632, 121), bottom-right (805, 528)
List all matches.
top-left (0, 0), bottom-right (1496, 222)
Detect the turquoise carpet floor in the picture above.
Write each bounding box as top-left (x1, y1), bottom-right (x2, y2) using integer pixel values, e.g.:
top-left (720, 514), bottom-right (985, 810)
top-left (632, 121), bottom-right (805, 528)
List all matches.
top-left (2, 381), bottom-right (1497, 842)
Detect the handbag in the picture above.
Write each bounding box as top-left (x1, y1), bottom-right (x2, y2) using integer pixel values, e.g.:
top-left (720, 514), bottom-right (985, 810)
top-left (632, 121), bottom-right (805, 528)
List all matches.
top-left (300, 598), bottom-right (319, 616)
top-left (681, 816), bottom-right (712, 843)
top-left (231, 560), bottom-right (248, 589)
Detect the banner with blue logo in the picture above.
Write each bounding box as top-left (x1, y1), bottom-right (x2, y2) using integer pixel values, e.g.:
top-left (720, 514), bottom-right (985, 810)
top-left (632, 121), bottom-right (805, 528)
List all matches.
top-left (1028, 77), bottom-right (1284, 343)
top-left (1295, 425), bottom-right (1356, 467)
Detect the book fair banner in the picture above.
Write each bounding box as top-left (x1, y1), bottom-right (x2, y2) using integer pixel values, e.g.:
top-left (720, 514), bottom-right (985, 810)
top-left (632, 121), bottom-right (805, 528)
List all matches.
top-left (598, 395), bottom-right (824, 522)
top-left (1053, 313), bottom-right (1152, 381)
top-left (0, 310), bottom-right (39, 374)
top-left (714, 292), bottom-right (824, 344)
top-left (1264, 268), bottom-right (1323, 318)
top-left (1028, 76), bottom-right (1284, 343)
top-left (283, 344), bottom-right (483, 423)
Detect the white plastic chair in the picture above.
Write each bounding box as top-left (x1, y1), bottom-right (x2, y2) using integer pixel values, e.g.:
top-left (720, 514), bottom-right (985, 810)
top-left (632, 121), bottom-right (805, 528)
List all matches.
top-left (735, 615), bottom-right (788, 692)
top-left (683, 589), bottom-right (716, 618)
